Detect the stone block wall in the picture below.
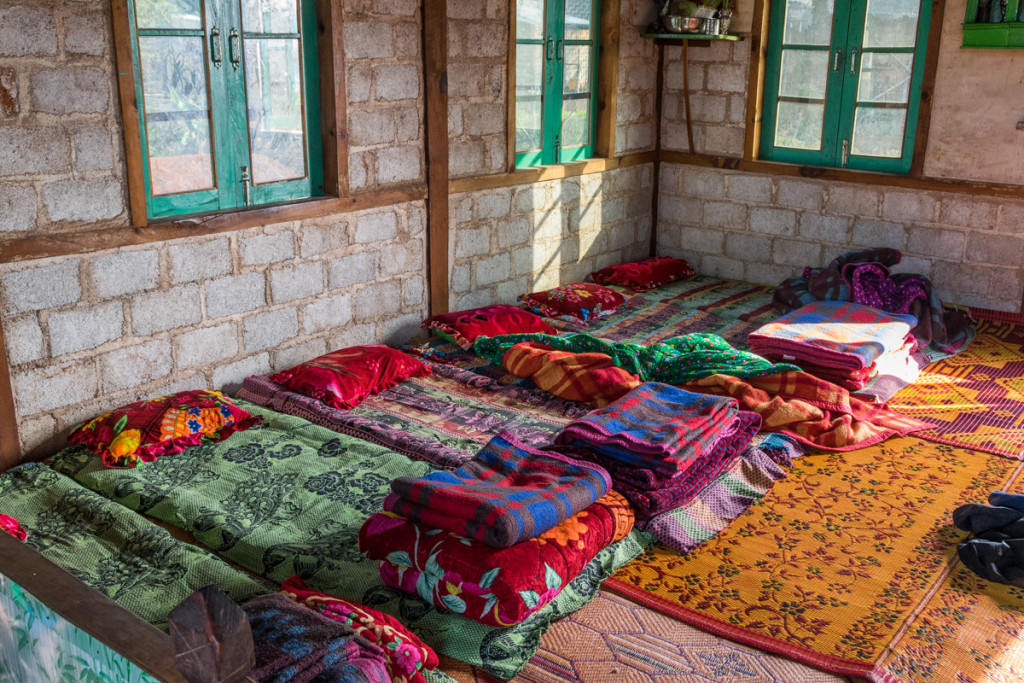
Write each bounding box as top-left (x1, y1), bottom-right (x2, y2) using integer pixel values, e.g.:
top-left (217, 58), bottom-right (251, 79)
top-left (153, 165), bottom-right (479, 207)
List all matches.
top-left (345, 1), bottom-right (426, 191)
top-left (0, 1), bottom-right (128, 236)
top-left (0, 201), bottom-right (427, 456)
top-left (657, 164), bottom-right (1024, 311)
top-left (661, 40), bottom-right (747, 156)
top-left (448, 164), bottom-right (653, 310)
top-left (615, 1), bottom-right (658, 155)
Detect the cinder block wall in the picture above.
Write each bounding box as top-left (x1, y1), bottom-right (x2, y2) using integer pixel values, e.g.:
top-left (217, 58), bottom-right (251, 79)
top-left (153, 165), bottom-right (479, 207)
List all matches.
top-left (657, 37), bottom-right (1024, 312)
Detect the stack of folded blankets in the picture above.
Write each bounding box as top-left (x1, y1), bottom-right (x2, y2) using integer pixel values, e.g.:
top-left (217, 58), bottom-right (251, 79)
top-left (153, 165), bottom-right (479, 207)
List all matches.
top-left (553, 383), bottom-right (762, 519)
top-left (359, 431), bottom-right (634, 627)
top-left (748, 300), bottom-right (920, 393)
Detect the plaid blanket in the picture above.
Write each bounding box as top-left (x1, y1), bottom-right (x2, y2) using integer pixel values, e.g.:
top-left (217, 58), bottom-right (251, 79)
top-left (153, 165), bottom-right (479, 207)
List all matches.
top-left (749, 300), bottom-right (917, 371)
top-left (475, 332), bottom-right (797, 385)
top-left (244, 593), bottom-right (391, 683)
top-left (553, 383), bottom-right (743, 477)
top-left (680, 371), bottom-right (933, 451)
top-left (502, 342), bottom-right (641, 408)
top-left (772, 247), bottom-right (975, 356)
top-left (605, 412), bottom-right (761, 518)
top-left (384, 430), bottom-right (611, 547)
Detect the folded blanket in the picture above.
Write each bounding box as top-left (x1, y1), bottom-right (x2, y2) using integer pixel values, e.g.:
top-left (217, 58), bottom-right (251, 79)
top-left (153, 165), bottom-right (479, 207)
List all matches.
top-left (243, 593), bottom-right (391, 683)
top-left (749, 300), bottom-right (917, 371)
top-left (360, 492), bottom-right (634, 627)
top-left (474, 332), bottom-right (798, 385)
top-left (553, 383), bottom-right (742, 477)
top-left (772, 247), bottom-right (975, 355)
top-left (679, 371), bottom-right (933, 451)
top-left (604, 412), bottom-right (761, 518)
top-left (384, 430), bottom-right (611, 548)
top-left (502, 342), bottom-right (641, 408)
top-left (279, 577), bottom-right (438, 683)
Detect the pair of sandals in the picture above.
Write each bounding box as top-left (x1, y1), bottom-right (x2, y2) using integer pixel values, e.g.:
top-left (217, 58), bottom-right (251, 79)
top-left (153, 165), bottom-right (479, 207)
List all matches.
top-left (953, 491), bottom-right (1024, 588)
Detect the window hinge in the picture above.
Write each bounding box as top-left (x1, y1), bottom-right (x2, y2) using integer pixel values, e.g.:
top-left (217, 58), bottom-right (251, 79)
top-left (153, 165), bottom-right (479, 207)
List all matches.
top-left (841, 140), bottom-right (849, 167)
top-left (240, 165), bottom-right (251, 205)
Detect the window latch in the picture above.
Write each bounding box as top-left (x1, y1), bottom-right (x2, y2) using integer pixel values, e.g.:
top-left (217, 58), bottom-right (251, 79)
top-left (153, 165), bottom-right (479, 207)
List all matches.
top-left (832, 49), bottom-right (842, 71)
top-left (210, 27), bottom-right (223, 68)
top-left (850, 48), bottom-right (858, 74)
top-left (240, 165), bottom-right (251, 205)
top-left (546, 37), bottom-right (555, 61)
top-left (229, 29), bottom-right (241, 70)
top-left (841, 140), bottom-right (849, 167)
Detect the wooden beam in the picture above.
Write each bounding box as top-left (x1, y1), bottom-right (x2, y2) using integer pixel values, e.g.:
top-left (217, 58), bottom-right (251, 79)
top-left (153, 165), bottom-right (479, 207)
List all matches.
top-left (909, 0), bottom-right (946, 179)
top-left (0, 324), bottom-right (18, 472)
top-left (742, 0), bottom-right (770, 161)
top-left (316, 0), bottom-right (349, 198)
top-left (650, 44), bottom-right (665, 257)
top-left (110, 0), bottom-right (148, 228)
top-left (681, 42), bottom-right (694, 153)
top-left (659, 150), bottom-right (1024, 202)
top-left (0, 532), bottom-right (187, 683)
top-left (449, 152), bottom-right (655, 194)
top-left (595, 0), bottom-right (621, 159)
top-left (423, 0), bottom-right (450, 317)
top-left (0, 186), bottom-right (427, 264)
top-left (507, 2), bottom-right (517, 173)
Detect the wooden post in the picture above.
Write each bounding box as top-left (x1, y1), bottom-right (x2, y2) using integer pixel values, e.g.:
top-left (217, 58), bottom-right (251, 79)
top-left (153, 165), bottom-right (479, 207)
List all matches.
top-left (0, 325), bottom-right (19, 471)
top-left (650, 43), bottom-right (665, 258)
top-left (423, 0), bottom-right (449, 316)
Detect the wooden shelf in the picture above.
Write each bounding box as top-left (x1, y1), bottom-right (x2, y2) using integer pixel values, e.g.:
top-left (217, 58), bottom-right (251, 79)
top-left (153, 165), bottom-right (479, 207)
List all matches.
top-left (641, 32), bottom-right (743, 41)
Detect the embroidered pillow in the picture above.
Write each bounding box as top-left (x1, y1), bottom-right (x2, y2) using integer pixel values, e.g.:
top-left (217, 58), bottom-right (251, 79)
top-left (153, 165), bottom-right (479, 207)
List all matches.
top-left (519, 282), bottom-right (627, 323)
top-left (590, 256), bottom-right (695, 292)
top-left (69, 390), bottom-right (261, 468)
top-left (270, 345), bottom-right (431, 410)
top-left (421, 304), bottom-right (556, 349)
top-left (279, 576), bottom-right (438, 683)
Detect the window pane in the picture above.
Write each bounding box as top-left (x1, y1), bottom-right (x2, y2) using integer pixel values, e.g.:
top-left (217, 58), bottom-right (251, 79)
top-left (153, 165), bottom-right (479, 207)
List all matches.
top-left (561, 45), bottom-right (591, 148)
top-left (516, 43), bottom-right (543, 153)
top-left (139, 36), bottom-right (214, 195)
top-left (242, 0), bottom-right (298, 34)
top-left (863, 0), bottom-right (920, 48)
top-left (135, 0), bottom-right (202, 30)
top-left (517, 0), bottom-right (545, 41)
top-left (782, 0), bottom-right (835, 46)
top-left (779, 49), bottom-right (829, 99)
top-left (851, 106), bottom-right (906, 157)
top-left (774, 101), bottom-right (825, 151)
top-left (244, 38), bottom-right (307, 184)
top-left (857, 52), bottom-right (912, 103)
top-left (564, 0), bottom-right (593, 41)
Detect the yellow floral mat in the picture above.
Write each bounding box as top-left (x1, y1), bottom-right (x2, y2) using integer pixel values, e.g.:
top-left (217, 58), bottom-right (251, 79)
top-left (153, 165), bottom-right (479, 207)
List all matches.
top-left (605, 437), bottom-right (1024, 682)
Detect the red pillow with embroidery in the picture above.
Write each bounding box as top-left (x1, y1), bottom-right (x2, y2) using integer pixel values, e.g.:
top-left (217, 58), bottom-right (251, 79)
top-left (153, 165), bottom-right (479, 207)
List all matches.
top-left (69, 390), bottom-right (261, 468)
top-left (1, 514), bottom-right (26, 542)
top-left (518, 282), bottom-right (627, 323)
top-left (270, 345), bottom-right (430, 410)
top-left (591, 256), bottom-right (695, 292)
top-left (421, 304), bottom-right (556, 349)
top-left (279, 576), bottom-right (439, 683)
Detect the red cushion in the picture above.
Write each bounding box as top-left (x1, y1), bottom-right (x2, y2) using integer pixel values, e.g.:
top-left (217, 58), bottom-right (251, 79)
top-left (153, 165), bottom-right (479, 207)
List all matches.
top-left (270, 345), bottom-right (430, 410)
top-left (518, 282), bottom-right (627, 322)
top-left (421, 304), bottom-right (556, 349)
top-left (69, 390), bottom-right (261, 469)
top-left (590, 256), bottom-right (695, 292)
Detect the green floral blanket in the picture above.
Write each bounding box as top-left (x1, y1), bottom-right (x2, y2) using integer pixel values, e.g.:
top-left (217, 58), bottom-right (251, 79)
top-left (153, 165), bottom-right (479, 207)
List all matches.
top-left (0, 464), bottom-right (268, 630)
top-left (49, 403), bottom-right (651, 680)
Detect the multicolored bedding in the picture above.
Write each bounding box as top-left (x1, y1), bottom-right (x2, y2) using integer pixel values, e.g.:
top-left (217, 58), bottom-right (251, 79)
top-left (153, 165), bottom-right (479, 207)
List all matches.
top-left (47, 403), bottom-right (653, 680)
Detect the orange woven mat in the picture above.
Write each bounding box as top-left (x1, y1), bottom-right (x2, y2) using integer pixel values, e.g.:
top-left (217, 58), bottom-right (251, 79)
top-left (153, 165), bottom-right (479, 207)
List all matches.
top-left (604, 438), bottom-right (1024, 682)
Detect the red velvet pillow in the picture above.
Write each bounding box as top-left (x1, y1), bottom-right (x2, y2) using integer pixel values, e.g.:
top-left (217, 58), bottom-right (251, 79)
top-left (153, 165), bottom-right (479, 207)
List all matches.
top-left (518, 282), bottom-right (627, 322)
top-left (69, 390), bottom-right (261, 468)
top-left (590, 256), bottom-right (695, 292)
top-left (421, 304), bottom-right (556, 349)
top-left (270, 345), bottom-right (431, 410)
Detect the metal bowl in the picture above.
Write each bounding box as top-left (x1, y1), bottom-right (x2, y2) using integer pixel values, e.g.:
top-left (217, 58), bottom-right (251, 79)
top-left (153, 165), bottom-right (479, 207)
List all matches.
top-left (663, 15), bottom-right (702, 33)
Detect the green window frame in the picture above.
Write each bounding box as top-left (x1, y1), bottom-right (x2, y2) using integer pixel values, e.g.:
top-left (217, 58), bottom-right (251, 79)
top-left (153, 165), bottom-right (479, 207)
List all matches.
top-left (514, 0), bottom-right (601, 169)
top-left (760, 0), bottom-right (931, 174)
top-left (126, 0), bottom-right (323, 221)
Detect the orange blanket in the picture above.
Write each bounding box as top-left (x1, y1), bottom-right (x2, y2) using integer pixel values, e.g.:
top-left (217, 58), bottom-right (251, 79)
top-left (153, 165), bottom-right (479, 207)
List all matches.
top-left (680, 371), bottom-right (933, 451)
top-left (503, 342), bottom-right (641, 408)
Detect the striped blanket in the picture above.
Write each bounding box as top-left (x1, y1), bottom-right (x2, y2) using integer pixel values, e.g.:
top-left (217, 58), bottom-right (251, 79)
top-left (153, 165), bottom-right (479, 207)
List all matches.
top-left (680, 371), bottom-right (934, 451)
top-left (749, 300), bottom-right (917, 371)
top-left (502, 342), bottom-right (641, 408)
top-left (553, 383), bottom-right (743, 476)
top-left (384, 430), bottom-right (610, 548)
